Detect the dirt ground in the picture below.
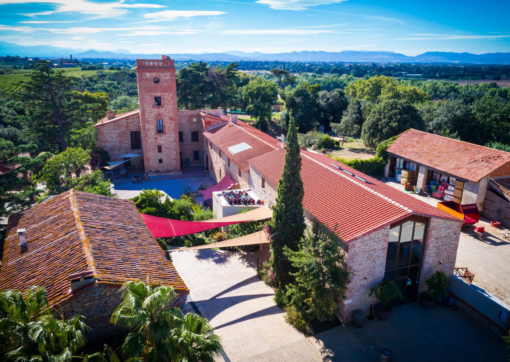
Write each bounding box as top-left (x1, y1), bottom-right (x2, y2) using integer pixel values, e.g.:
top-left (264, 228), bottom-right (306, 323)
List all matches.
top-left (327, 138), bottom-right (375, 161)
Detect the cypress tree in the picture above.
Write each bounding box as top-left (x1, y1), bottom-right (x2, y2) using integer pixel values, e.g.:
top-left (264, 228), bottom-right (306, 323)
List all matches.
top-left (270, 117), bottom-right (306, 289)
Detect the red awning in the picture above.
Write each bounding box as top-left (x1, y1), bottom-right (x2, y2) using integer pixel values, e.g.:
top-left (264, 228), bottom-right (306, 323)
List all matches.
top-left (200, 173), bottom-right (236, 200)
top-left (140, 213), bottom-right (240, 238)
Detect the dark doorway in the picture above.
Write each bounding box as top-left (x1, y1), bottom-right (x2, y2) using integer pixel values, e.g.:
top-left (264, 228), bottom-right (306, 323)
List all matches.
top-left (384, 217), bottom-right (428, 306)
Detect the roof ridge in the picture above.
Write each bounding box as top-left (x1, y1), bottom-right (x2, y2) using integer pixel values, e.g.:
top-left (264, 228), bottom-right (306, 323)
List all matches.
top-left (234, 122), bottom-right (279, 150)
top-left (301, 152), bottom-right (413, 214)
top-left (408, 128), bottom-right (510, 155)
top-left (69, 189), bottom-right (99, 279)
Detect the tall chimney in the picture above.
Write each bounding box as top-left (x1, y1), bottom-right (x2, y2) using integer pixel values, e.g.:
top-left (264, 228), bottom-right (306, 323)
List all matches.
top-left (107, 110), bottom-right (116, 120)
top-left (17, 229), bottom-right (26, 247)
top-left (230, 115), bottom-right (238, 124)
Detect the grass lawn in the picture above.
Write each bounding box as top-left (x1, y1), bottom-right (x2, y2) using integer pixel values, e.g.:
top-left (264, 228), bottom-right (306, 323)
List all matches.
top-left (327, 138), bottom-right (375, 160)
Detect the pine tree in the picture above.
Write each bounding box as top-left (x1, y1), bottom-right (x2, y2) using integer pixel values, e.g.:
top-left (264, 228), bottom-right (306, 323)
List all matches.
top-left (270, 117), bottom-right (305, 289)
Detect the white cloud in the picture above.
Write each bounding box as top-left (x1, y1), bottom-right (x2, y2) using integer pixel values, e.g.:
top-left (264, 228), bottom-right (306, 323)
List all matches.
top-left (219, 29), bottom-right (336, 35)
top-left (20, 20), bottom-right (82, 23)
top-left (0, 24), bottom-right (32, 32)
top-left (120, 41), bottom-right (132, 43)
top-left (72, 36), bottom-right (84, 39)
top-left (121, 30), bottom-right (199, 36)
top-left (0, 0), bottom-right (164, 18)
top-left (256, 0), bottom-right (346, 11)
top-left (400, 34), bottom-right (510, 40)
top-left (143, 10), bottom-right (226, 22)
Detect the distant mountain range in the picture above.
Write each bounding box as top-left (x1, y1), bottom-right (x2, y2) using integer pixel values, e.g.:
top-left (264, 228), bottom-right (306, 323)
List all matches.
top-left (2, 41), bottom-right (510, 64)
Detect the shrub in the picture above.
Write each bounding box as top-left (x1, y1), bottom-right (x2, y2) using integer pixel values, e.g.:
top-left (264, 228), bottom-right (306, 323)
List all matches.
top-left (425, 271), bottom-right (448, 300)
top-left (212, 230), bottom-right (228, 242)
top-left (316, 134), bottom-right (339, 149)
top-left (284, 305), bottom-right (307, 331)
top-left (257, 260), bottom-right (279, 288)
top-left (332, 155), bottom-right (386, 177)
top-left (369, 279), bottom-right (403, 311)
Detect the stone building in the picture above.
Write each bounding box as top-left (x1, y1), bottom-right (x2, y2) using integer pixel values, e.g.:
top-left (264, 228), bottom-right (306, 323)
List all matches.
top-left (0, 190), bottom-right (188, 339)
top-left (385, 129), bottom-right (510, 213)
top-left (248, 148), bottom-right (463, 321)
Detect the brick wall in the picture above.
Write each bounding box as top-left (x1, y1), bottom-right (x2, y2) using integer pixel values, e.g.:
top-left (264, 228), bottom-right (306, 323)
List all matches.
top-left (206, 136), bottom-right (250, 188)
top-left (489, 161), bottom-right (510, 179)
top-left (419, 217), bottom-right (462, 294)
top-left (461, 178), bottom-right (488, 212)
top-left (178, 110), bottom-right (204, 166)
top-left (95, 113), bottom-right (144, 171)
top-left (137, 57), bottom-right (180, 173)
top-left (249, 165), bottom-right (278, 207)
top-left (340, 226), bottom-right (389, 321)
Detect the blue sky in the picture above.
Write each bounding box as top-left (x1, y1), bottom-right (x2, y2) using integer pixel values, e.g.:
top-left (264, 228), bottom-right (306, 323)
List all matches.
top-left (0, 0), bottom-right (509, 55)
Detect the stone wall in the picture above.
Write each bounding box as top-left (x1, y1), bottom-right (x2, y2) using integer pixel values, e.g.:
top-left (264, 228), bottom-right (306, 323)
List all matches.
top-left (178, 110), bottom-right (204, 167)
top-left (206, 136), bottom-right (250, 188)
top-left (56, 283), bottom-right (124, 341)
top-left (419, 217), bottom-right (462, 294)
top-left (340, 226), bottom-right (389, 321)
top-left (137, 58), bottom-right (180, 173)
top-left (461, 178), bottom-right (488, 212)
top-left (248, 165), bottom-right (278, 207)
top-left (95, 113), bottom-right (144, 171)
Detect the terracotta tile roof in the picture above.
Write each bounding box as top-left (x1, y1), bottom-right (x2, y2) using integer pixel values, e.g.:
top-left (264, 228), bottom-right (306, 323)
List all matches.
top-left (95, 110), bottom-right (140, 127)
top-left (249, 149), bottom-right (461, 243)
top-left (387, 129), bottom-right (510, 183)
top-left (0, 190), bottom-right (188, 307)
top-left (203, 120), bottom-right (281, 172)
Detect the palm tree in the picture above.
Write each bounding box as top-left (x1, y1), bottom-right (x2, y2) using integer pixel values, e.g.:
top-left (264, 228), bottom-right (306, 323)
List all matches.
top-left (110, 280), bottom-right (222, 362)
top-left (0, 286), bottom-right (89, 362)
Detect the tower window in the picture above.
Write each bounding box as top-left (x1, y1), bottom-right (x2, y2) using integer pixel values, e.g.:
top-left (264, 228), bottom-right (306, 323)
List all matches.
top-left (130, 131), bottom-right (141, 150)
top-left (239, 168), bottom-right (242, 177)
top-left (228, 158), bottom-right (230, 167)
top-left (193, 150), bottom-right (200, 161)
top-left (158, 145), bottom-right (162, 153)
top-left (193, 117), bottom-right (198, 123)
top-left (158, 159), bottom-right (163, 164)
top-left (179, 131), bottom-right (183, 142)
top-left (154, 78), bottom-right (160, 84)
top-left (191, 131), bottom-right (199, 142)
top-left (262, 178), bottom-right (265, 188)
top-left (157, 119), bottom-right (163, 133)
top-left (154, 97), bottom-right (162, 106)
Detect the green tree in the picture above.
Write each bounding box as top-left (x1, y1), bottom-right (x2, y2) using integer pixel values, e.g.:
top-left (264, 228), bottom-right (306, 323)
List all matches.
top-left (110, 280), bottom-right (221, 362)
top-left (109, 95), bottom-right (138, 113)
top-left (36, 147), bottom-right (90, 194)
top-left (208, 63), bottom-right (240, 114)
top-left (0, 286), bottom-right (89, 361)
top-left (176, 62), bottom-right (215, 110)
top-left (16, 62), bottom-right (108, 152)
top-left (284, 226), bottom-right (349, 322)
top-left (70, 121), bottom-right (98, 152)
top-left (427, 101), bottom-right (479, 143)
top-left (241, 78), bottom-right (278, 132)
top-left (0, 139), bottom-right (51, 218)
top-left (270, 117), bottom-right (306, 292)
top-left (69, 170), bottom-right (114, 197)
top-left (317, 89), bottom-right (348, 130)
top-left (361, 99), bottom-right (425, 149)
top-left (285, 85), bottom-right (318, 133)
top-left (473, 95), bottom-right (510, 145)
top-left (269, 68), bottom-right (290, 89)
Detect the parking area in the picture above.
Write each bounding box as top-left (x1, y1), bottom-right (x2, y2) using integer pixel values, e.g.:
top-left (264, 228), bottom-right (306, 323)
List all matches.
top-left (385, 180), bottom-right (510, 304)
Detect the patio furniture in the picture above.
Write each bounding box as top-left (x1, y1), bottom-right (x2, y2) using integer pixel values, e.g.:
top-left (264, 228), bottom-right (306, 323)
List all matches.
top-left (119, 168), bottom-right (127, 178)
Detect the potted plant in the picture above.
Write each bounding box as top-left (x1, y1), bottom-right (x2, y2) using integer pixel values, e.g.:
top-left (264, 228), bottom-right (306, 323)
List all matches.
top-left (420, 271), bottom-right (448, 310)
top-left (369, 279), bottom-right (403, 321)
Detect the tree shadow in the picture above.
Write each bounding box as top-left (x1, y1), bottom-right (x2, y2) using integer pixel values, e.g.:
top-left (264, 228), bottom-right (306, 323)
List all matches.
top-left (194, 249), bottom-right (236, 264)
top-left (209, 275), bottom-right (263, 300)
top-left (195, 293), bottom-right (276, 321)
top-left (213, 304), bottom-right (285, 330)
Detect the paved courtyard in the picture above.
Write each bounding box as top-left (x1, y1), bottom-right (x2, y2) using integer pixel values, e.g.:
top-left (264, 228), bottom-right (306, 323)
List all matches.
top-left (171, 249), bottom-right (322, 362)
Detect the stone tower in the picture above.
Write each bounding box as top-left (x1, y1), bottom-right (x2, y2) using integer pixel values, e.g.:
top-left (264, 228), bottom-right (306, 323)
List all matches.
top-left (136, 55), bottom-right (180, 173)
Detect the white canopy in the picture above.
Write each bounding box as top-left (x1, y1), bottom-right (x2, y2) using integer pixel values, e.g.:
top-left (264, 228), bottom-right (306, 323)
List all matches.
top-left (115, 153), bottom-right (143, 159)
top-left (171, 231), bottom-right (268, 251)
top-left (103, 160), bottom-right (129, 170)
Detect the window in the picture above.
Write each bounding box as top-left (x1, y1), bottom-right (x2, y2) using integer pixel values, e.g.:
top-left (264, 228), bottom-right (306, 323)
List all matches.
top-left (228, 158), bottom-right (230, 167)
top-left (220, 169), bottom-right (222, 179)
top-left (154, 78), bottom-right (160, 84)
top-left (238, 168), bottom-right (242, 177)
top-left (262, 178), bottom-right (265, 188)
top-left (219, 150), bottom-right (222, 157)
top-left (193, 117), bottom-right (198, 123)
top-left (191, 131), bottom-right (199, 142)
top-left (179, 131), bottom-right (183, 142)
top-left (154, 96), bottom-right (161, 106)
top-left (209, 141), bottom-right (212, 149)
top-left (157, 119), bottom-right (163, 133)
top-left (130, 131), bottom-right (141, 150)
top-left (193, 150), bottom-right (200, 161)
top-left (158, 159), bottom-right (163, 164)
top-left (384, 217), bottom-right (428, 306)
top-left (158, 145), bottom-right (162, 153)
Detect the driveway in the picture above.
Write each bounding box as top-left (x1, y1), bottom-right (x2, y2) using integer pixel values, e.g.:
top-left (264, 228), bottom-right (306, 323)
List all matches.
top-left (312, 303), bottom-right (508, 362)
top-left (171, 249), bottom-right (322, 362)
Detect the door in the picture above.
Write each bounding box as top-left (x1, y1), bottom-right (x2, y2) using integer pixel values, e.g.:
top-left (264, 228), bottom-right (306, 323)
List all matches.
top-left (384, 218), bottom-right (427, 305)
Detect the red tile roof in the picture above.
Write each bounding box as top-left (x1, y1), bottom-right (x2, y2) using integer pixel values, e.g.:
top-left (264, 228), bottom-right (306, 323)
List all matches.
top-left (249, 149), bottom-right (461, 243)
top-left (0, 190), bottom-right (188, 307)
top-left (387, 129), bottom-right (510, 183)
top-left (95, 110), bottom-right (140, 127)
top-left (203, 120), bottom-right (281, 172)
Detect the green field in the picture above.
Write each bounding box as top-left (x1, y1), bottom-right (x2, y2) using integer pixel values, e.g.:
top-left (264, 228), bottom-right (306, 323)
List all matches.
top-left (0, 69), bottom-right (118, 92)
